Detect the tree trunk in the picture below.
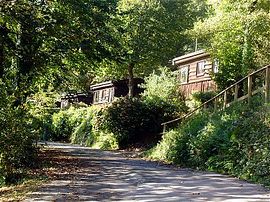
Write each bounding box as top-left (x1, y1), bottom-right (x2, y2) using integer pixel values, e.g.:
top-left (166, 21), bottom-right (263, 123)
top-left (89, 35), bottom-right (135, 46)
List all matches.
top-left (128, 63), bottom-right (134, 98)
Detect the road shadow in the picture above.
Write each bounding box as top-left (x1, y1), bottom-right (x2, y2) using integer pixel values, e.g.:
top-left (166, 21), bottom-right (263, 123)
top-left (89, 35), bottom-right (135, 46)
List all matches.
top-left (24, 142), bottom-right (270, 202)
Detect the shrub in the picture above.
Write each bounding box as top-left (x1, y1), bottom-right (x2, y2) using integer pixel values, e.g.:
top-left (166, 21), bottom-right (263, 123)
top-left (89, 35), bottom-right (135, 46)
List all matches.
top-left (27, 90), bottom-right (60, 142)
top-left (49, 106), bottom-right (118, 150)
top-left (51, 107), bottom-right (88, 141)
top-left (147, 97), bottom-right (270, 186)
top-left (100, 98), bottom-right (179, 148)
top-left (100, 98), bottom-right (156, 147)
top-left (0, 104), bottom-right (38, 185)
top-left (70, 110), bottom-right (93, 145)
top-left (147, 112), bottom-right (209, 165)
top-left (192, 91), bottom-right (216, 104)
top-left (141, 67), bottom-right (188, 114)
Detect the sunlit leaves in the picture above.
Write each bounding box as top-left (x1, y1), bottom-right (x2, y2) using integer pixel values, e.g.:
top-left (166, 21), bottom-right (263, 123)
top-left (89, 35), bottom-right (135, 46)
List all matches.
top-left (192, 0), bottom-right (270, 89)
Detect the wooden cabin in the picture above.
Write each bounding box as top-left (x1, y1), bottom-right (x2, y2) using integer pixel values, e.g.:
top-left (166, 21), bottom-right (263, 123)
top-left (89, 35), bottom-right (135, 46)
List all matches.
top-left (60, 93), bottom-right (93, 108)
top-left (90, 78), bottom-right (144, 105)
top-left (172, 50), bottom-right (218, 98)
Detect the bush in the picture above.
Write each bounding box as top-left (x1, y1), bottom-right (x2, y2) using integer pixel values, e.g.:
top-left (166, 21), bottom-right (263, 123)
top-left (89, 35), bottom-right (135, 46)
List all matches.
top-left (147, 97), bottom-right (270, 186)
top-left (99, 97), bottom-right (183, 148)
top-left (50, 97), bottom-right (176, 149)
top-left (100, 98), bottom-right (160, 148)
top-left (69, 106), bottom-right (118, 150)
top-left (141, 67), bottom-right (188, 114)
top-left (49, 106), bottom-right (118, 150)
top-left (50, 107), bottom-right (88, 141)
top-left (192, 91), bottom-right (216, 104)
top-left (0, 96), bottom-right (38, 185)
top-left (147, 112), bottom-right (209, 165)
top-left (48, 67), bottom-right (189, 150)
top-left (27, 89), bottom-right (61, 142)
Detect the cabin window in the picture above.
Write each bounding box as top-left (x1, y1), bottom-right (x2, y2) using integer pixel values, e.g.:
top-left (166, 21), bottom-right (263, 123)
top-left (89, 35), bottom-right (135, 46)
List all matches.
top-left (93, 91), bottom-right (99, 103)
top-left (213, 59), bottom-right (219, 73)
top-left (180, 66), bottom-right (189, 84)
top-left (102, 89), bottom-right (110, 102)
top-left (94, 88), bottom-right (114, 104)
top-left (196, 61), bottom-right (205, 76)
top-left (101, 89), bottom-right (106, 101)
top-left (108, 88), bottom-right (114, 102)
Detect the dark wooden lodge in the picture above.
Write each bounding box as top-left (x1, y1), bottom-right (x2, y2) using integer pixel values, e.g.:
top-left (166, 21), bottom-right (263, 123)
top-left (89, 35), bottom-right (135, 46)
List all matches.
top-left (60, 92), bottom-right (93, 108)
top-left (172, 50), bottom-right (218, 98)
top-left (90, 78), bottom-right (144, 105)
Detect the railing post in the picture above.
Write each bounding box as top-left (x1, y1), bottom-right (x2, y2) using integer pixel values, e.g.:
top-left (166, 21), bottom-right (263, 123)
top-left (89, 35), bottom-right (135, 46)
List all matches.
top-left (265, 66), bottom-right (270, 103)
top-left (248, 75), bottom-right (252, 105)
top-left (223, 90), bottom-right (227, 109)
top-left (203, 103), bottom-right (207, 109)
top-left (234, 84), bottom-right (239, 101)
top-left (214, 97), bottom-right (217, 111)
top-left (163, 124), bottom-right (167, 134)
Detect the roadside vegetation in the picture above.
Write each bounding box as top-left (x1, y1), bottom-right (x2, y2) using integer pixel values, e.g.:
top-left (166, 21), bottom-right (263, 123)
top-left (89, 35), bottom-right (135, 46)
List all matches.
top-left (1, 0), bottom-right (270, 194)
top-left (146, 96), bottom-right (270, 186)
top-left (46, 67), bottom-right (187, 149)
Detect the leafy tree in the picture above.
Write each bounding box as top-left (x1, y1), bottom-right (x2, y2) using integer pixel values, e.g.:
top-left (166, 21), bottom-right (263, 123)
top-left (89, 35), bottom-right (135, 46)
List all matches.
top-left (0, 0), bottom-right (119, 183)
top-left (191, 0), bottom-right (270, 89)
top-left (50, 0), bottom-right (119, 91)
top-left (0, 0), bottom-right (119, 97)
top-left (141, 67), bottom-right (187, 113)
top-left (111, 0), bottom-right (207, 97)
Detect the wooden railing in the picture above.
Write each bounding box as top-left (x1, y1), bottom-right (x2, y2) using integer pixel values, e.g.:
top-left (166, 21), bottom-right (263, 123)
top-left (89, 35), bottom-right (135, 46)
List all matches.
top-left (161, 64), bottom-right (270, 133)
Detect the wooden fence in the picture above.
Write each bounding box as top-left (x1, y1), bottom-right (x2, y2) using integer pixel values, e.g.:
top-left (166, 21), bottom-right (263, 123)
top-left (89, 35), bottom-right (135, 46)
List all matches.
top-left (161, 64), bottom-right (270, 133)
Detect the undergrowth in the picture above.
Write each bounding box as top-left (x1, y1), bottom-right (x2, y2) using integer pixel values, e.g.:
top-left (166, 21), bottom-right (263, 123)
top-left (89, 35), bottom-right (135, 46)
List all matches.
top-left (48, 106), bottom-right (119, 150)
top-left (146, 96), bottom-right (270, 187)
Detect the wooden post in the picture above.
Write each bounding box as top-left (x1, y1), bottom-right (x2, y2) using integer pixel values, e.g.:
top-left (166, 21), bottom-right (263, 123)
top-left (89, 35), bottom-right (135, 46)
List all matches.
top-left (214, 97), bottom-right (217, 111)
top-left (223, 90), bottom-right (227, 109)
top-left (234, 84), bottom-right (239, 101)
top-left (203, 103), bottom-right (207, 110)
top-left (248, 75), bottom-right (252, 105)
top-left (163, 124), bottom-right (166, 134)
top-left (265, 66), bottom-right (270, 103)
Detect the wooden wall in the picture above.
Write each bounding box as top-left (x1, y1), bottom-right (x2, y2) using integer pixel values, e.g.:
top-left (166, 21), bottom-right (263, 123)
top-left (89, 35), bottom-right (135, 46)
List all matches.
top-left (177, 54), bottom-right (217, 98)
top-left (181, 80), bottom-right (216, 98)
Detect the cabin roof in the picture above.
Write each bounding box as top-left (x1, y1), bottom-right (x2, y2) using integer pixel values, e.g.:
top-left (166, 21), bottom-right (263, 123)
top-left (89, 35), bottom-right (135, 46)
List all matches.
top-left (61, 92), bottom-right (89, 99)
top-left (90, 78), bottom-right (144, 91)
top-left (90, 81), bottom-right (114, 90)
top-left (172, 50), bottom-right (210, 66)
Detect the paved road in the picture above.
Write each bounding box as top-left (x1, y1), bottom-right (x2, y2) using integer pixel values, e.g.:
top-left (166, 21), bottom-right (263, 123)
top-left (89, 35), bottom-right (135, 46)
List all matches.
top-left (24, 142), bottom-right (270, 202)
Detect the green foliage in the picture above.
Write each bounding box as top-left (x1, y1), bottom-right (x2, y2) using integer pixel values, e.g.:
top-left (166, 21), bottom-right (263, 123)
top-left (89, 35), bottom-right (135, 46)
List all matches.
top-left (49, 106), bottom-right (118, 150)
top-left (0, 83), bottom-right (38, 185)
top-left (0, 109), bottom-right (38, 184)
top-left (191, 0), bottom-right (270, 89)
top-left (100, 98), bottom-right (164, 148)
top-left (147, 97), bottom-right (270, 186)
top-left (50, 76), bottom-right (188, 149)
top-left (51, 107), bottom-right (88, 141)
top-left (192, 91), bottom-right (216, 104)
top-left (148, 112), bottom-right (209, 164)
top-left (191, 91), bottom-right (216, 109)
top-left (90, 132), bottom-right (118, 150)
top-left (141, 67), bottom-right (187, 112)
top-left (45, 67), bottom-right (190, 149)
top-left (0, 0), bottom-right (120, 184)
top-left (0, 0), bottom-right (210, 186)
top-left (69, 106), bottom-right (118, 150)
top-left (0, 0), bottom-right (119, 95)
top-left (141, 67), bottom-right (188, 128)
top-left (103, 0), bottom-right (208, 87)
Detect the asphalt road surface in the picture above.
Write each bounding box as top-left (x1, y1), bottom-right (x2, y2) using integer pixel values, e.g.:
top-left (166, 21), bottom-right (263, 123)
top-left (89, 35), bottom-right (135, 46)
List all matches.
top-left (24, 142), bottom-right (270, 202)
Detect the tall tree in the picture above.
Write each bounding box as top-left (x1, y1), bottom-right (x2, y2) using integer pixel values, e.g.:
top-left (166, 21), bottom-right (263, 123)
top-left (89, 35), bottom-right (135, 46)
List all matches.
top-left (191, 0), bottom-right (270, 89)
top-left (0, 0), bottom-right (118, 100)
top-left (112, 0), bottom-right (207, 97)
